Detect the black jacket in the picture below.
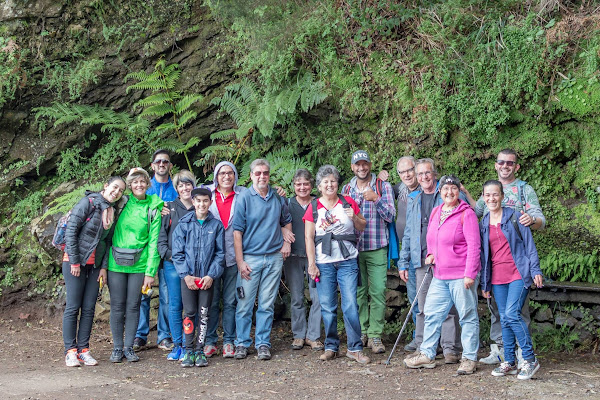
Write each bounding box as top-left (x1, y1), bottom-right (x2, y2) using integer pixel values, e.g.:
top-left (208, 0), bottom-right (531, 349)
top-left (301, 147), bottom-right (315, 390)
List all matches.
top-left (157, 197), bottom-right (195, 261)
top-left (65, 191), bottom-right (113, 267)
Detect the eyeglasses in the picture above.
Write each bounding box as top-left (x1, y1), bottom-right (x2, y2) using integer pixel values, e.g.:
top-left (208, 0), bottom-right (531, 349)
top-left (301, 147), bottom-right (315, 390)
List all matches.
top-left (253, 171), bottom-right (270, 177)
top-left (218, 171), bottom-right (234, 177)
top-left (416, 171), bottom-right (433, 178)
top-left (153, 159), bottom-right (170, 165)
top-left (397, 167), bottom-right (415, 176)
top-left (496, 160), bottom-right (516, 166)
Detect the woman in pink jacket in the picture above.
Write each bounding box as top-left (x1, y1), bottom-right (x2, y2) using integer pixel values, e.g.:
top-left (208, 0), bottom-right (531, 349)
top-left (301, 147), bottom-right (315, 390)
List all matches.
top-left (404, 175), bottom-right (481, 375)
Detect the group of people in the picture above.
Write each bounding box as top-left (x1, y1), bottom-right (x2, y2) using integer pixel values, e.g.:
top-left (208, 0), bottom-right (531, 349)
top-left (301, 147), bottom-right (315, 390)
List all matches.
top-left (60, 147), bottom-right (544, 379)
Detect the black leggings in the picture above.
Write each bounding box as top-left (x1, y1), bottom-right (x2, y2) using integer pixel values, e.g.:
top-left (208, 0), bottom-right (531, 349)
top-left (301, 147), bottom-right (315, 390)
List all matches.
top-left (181, 281), bottom-right (214, 351)
top-left (108, 271), bottom-right (144, 349)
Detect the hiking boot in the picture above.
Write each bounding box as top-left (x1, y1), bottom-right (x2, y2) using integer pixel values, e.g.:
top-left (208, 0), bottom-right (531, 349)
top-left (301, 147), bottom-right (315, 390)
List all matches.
top-left (257, 345), bottom-right (271, 360)
top-left (346, 350), bottom-right (370, 364)
top-left (305, 339), bottom-right (325, 351)
top-left (517, 359), bottom-right (540, 380)
top-left (291, 338), bottom-right (305, 350)
top-left (167, 345), bottom-right (183, 361)
top-left (181, 350), bottom-right (195, 367)
top-left (404, 339), bottom-right (418, 352)
top-left (77, 348), bottom-right (98, 366)
top-left (405, 349), bottom-right (421, 359)
top-left (109, 348), bottom-right (124, 363)
top-left (234, 346), bottom-right (248, 359)
top-left (157, 338), bottom-right (174, 351)
top-left (132, 337), bottom-right (146, 351)
top-left (222, 343), bottom-right (235, 358)
top-left (368, 337), bottom-right (385, 354)
top-left (479, 344), bottom-right (503, 365)
top-left (123, 347), bottom-right (140, 362)
top-left (319, 350), bottom-right (338, 361)
top-left (444, 352), bottom-right (460, 364)
top-left (492, 361), bottom-right (518, 377)
top-left (404, 352), bottom-right (435, 369)
top-left (360, 334), bottom-right (368, 347)
top-left (195, 351), bottom-right (208, 367)
top-left (457, 358), bottom-right (477, 375)
top-left (204, 344), bottom-right (218, 358)
top-left (65, 348), bottom-right (81, 367)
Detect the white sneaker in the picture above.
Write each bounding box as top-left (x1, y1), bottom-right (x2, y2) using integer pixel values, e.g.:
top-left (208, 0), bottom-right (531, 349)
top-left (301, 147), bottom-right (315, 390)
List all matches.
top-left (65, 349), bottom-right (81, 367)
top-left (479, 344), bottom-right (504, 365)
top-left (77, 348), bottom-right (98, 366)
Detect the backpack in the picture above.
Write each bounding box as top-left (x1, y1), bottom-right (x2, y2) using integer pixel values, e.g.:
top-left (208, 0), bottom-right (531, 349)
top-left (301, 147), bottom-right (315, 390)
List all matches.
top-left (52, 197), bottom-right (95, 251)
top-left (311, 194), bottom-right (351, 223)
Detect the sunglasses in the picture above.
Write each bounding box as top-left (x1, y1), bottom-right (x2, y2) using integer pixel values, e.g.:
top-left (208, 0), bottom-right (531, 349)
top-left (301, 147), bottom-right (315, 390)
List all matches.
top-left (253, 171), bottom-right (270, 177)
top-left (153, 159), bottom-right (170, 165)
top-left (496, 160), bottom-right (516, 166)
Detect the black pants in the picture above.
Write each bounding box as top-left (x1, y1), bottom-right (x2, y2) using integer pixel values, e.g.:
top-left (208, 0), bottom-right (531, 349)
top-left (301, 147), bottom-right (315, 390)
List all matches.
top-left (181, 280), bottom-right (214, 351)
top-left (108, 270), bottom-right (144, 349)
top-left (62, 262), bottom-right (100, 354)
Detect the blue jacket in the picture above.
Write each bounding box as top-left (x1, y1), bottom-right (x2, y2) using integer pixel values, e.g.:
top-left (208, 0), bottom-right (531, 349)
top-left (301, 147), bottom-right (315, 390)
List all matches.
top-left (147, 176), bottom-right (178, 202)
top-left (479, 207), bottom-right (542, 292)
top-left (398, 181), bottom-right (466, 271)
top-left (171, 211), bottom-right (225, 280)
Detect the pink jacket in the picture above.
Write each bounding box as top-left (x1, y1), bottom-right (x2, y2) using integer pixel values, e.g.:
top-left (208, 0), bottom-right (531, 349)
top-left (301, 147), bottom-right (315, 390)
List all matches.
top-left (426, 200), bottom-right (481, 280)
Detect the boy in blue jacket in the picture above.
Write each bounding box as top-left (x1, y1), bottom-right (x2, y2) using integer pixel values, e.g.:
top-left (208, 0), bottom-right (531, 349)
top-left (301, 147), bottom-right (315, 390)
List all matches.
top-left (172, 188), bottom-right (225, 367)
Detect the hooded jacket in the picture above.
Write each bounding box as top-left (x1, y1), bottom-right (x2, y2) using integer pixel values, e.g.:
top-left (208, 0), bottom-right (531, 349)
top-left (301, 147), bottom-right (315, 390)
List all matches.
top-left (107, 193), bottom-right (163, 276)
top-left (157, 197), bottom-right (195, 261)
top-left (480, 207), bottom-right (542, 292)
top-left (147, 175), bottom-right (178, 202)
top-left (171, 211), bottom-right (225, 279)
top-left (205, 161), bottom-right (246, 267)
top-left (65, 191), bottom-right (114, 267)
top-left (425, 200), bottom-right (481, 280)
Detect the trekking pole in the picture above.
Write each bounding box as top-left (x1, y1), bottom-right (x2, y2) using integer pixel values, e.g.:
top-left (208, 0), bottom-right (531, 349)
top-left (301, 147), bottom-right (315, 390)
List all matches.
top-left (384, 264), bottom-right (433, 366)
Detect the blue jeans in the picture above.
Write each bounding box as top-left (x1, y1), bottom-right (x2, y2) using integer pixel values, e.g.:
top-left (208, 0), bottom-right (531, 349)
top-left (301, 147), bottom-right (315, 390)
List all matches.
top-left (235, 252), bottom-right (283, 349)
top-left (163, 261), bottom-right (183, 346)
top-left (136, 266), bottom-right (170, 343)
top-left (316, 258), bottom-right (362, 353)
top-left (421, 277), bottom-right (480, 361)
top-left (492, 280), bottom-right (534, 363)
top-left (206, 265), bottom-right (238, 346)
top-left (407, 263), bottom-right (418, 331)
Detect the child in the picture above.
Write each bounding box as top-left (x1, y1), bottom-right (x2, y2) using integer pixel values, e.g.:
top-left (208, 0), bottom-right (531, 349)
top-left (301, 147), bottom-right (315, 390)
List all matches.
top-left (172, 188), bottom-right (225, 367)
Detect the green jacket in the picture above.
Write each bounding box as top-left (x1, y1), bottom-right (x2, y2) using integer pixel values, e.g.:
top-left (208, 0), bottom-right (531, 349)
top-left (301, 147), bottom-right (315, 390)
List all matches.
top-left (108, 194), bottom-right (163, 276)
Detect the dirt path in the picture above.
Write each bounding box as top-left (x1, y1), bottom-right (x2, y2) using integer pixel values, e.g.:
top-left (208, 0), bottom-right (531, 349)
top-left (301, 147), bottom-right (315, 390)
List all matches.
top-left (0, 315), bottom-right (599, 400)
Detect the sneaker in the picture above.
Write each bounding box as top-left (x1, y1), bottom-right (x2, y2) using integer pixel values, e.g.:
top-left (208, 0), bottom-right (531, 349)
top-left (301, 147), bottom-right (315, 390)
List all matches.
top-left (195, 351), bottom-right (208, 367)
top-left (222, 343), bottom-right (235, 358)
top-left (77, 348), bottom-right (98, 366)
top-left (517, 359), bottom-right (540, 380)
top-left (132, 337), bottom-right (146, 351)
top-left (479, 344), bottom-right (503, 365)
top-left (157, 338), bottom-right (174, 351)
top-left (404, 339), bottom-right (418, 352)
top-left (346, 350), bottom-right (370, 364)
top-left (167, 345), bottom-right (183, 361)
top-left (404, 352), bottom-right (435, 369)
top-left (234, 346), bottom-right (248, 359)
top-left (492, 361), bottom-right (518, 377)
top-left (319, 350), bottom-right (338, 361)
top-left (291, 338), bottom-right (305, 350)
top-left (257, 345), bottom-right (271, 360)
top-left (305, 339), bottom-right (325, 351)
top-left (204, 344), bottom-right (218, 358)
top-left (123, 347), bottom-right (140, 362)
top-left (109, 348), bottom-right (124, 363)
top-left (368, 337), bottom-right (385, 354)
top-left (65, 348), bottom-right (81, 367)
top-left (444, 352), bottom-right (460, 364)
top-left (181, 350), bottom-right (195, 367)
top-left (360, 334), bottom-right (368, 347)
top-left (457, 358), bottom-right (477, 375)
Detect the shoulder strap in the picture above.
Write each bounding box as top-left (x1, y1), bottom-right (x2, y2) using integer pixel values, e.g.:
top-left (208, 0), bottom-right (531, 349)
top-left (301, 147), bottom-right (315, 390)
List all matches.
top-left (147, 206), bottom-right (158, 234)
top-left (311, 198), bottom-right (318, 223)
top-left (510, 212), bottom-right (523, 241)
top-left (338, 194), bottom-right (351, 208)
top-left (375, 178), bottom-right (383, 197)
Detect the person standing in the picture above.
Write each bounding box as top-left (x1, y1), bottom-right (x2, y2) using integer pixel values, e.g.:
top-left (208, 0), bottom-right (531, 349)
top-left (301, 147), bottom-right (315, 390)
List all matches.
top-left (342, 150), bottom-right (395, 354)
top-left (134, 149), bottom-right (177, 352)
top-left (232, 159), bottom-right (293, 361)
top-left (284, 169), bottom-right (323, 351)
top-left (475, 149), bottom-right (546, 365)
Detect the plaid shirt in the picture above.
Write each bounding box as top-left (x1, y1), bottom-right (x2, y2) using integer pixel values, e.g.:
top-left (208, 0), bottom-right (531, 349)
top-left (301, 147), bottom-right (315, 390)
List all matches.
top-left (342, 174), bottom-right (396, 251)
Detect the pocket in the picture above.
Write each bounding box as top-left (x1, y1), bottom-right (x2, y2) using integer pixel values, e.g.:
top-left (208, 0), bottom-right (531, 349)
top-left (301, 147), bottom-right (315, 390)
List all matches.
top-left (112, 247), bottom-right (144, 266)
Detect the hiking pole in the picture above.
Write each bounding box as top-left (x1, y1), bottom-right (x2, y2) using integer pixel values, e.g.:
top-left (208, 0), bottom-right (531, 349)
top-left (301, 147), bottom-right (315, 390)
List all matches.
top-left (384, 264), bottom-right (433, 366)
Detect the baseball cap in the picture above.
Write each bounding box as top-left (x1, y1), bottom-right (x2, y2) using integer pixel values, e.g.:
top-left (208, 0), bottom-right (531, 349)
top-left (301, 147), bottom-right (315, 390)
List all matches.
top-left (351, 150), bottom-right (371, 164)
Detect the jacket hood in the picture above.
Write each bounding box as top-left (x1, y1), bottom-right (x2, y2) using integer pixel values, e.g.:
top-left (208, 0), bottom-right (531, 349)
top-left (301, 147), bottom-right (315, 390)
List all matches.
top-left (453, 199), bottom-right (471, 214)
top-left (348, 173), bottom-right (377, 188)
top-left (179, 210), bottom-right (216, 224)
top-left (213, 161), bottom-right (239, 188)
top-left (172, 197), bottom-right (194, 212)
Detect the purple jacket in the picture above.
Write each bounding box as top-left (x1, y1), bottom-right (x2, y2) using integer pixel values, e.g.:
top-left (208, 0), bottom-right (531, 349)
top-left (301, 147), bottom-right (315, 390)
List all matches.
top-left (426, 200), bottom-right (481, 280)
